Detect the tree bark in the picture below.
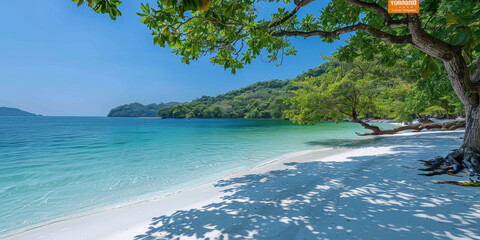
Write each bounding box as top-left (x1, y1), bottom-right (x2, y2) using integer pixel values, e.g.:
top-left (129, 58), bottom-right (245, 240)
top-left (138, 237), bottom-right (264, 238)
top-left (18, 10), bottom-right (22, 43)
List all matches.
top-left (443, 54), bottom-right (480, 158)
top-left (418, 116), bottom-right (434, 124)
top-left (461, 105), bottom-right (480, 152)
top-left (354, 120), bottom-right (466, 136)
top-left (353, 119), bottom-right (381, 135)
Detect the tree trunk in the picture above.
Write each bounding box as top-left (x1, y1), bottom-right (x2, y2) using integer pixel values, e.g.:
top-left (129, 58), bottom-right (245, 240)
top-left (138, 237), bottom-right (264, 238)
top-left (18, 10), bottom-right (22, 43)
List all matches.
top-left (443, 54), bottom-right (480, 156)
top-left (407, 13), bottom-right (480, 173)
top-left (415, 55), bottom-right (480, 176)
top-left (406, 13), bottom-right (480, 148)
top-left (461, 105), bottom-right (480, 152)
top-left (418, 52), bottom-right (480, 176)
top-left (353, 119), bottom-right (381, 134)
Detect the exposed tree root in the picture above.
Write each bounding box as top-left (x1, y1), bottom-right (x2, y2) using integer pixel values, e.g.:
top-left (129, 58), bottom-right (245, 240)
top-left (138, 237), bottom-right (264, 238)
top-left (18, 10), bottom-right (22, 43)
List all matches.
top-left (435, 181), bottom-right (467, 186)
top-left (355, 120), bottom-right (465, 136)
top-left (353, 118), bottom-right (479, 187)
top-left (418, 148), bottom-right (480, 187)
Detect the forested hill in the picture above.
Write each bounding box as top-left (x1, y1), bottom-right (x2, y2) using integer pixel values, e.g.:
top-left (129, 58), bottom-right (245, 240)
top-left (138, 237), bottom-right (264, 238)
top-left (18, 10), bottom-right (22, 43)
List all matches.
top-left (107, 102), bottom-right (181, 117)
top-left (158, 63), bottom-right (335, 119)
top-left (0, 107), bottom-right (39, 116)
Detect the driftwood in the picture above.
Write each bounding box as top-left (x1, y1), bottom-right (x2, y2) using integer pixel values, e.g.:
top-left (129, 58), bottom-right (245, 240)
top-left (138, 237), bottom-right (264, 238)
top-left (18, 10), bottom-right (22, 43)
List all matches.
top-left (418, 117), bottom-right (435, 124)
top-left (355, 120), bottom-right (466, 136)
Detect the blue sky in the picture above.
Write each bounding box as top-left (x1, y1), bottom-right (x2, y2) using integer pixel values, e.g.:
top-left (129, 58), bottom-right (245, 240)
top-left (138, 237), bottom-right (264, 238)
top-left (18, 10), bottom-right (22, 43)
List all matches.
top-left (0, 0), bottom-right (346, 116)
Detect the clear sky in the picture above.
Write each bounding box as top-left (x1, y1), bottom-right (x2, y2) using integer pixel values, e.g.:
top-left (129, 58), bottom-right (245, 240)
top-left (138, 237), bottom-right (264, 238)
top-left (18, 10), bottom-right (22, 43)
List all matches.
top-left (0, 0), bottom-right (346, 116)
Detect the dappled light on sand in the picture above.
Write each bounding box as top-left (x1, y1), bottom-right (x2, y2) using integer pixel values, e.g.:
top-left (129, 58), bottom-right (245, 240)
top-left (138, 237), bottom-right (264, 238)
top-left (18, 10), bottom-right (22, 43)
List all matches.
top-left (135, 131), bottom-right (480, 240)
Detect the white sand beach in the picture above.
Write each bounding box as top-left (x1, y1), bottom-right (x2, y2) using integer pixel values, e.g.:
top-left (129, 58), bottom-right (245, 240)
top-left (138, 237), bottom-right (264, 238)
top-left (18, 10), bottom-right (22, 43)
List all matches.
top-left (6, 130), bottom-right (480, 240)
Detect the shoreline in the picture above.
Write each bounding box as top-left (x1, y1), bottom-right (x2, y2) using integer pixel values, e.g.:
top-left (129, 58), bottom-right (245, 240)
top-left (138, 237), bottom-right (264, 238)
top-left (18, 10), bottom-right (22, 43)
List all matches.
top-left (4, 145), bottom-right (383, 240)
top-left (4, 130), bottom-right (466, 240)
top-left (1, 148), bottom-right (338, 238)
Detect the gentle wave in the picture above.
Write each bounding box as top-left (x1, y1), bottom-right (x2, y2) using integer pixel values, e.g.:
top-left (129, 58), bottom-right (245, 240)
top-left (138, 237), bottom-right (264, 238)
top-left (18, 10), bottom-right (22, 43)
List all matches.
top-left (0, 117), bottom-right (389, 235)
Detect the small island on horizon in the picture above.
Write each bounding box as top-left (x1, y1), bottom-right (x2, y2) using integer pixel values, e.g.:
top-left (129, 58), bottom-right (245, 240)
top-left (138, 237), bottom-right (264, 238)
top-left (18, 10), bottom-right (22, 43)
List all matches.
top-left (107, 102), bottom-right (181, 118)
top-left (0, 107), bottom-right (41, 117)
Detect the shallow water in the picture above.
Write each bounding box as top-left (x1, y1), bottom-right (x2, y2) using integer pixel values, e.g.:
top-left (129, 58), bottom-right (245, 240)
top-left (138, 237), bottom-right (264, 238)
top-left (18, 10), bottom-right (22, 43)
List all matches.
top-left (0, 117), bottom-right (392, 234)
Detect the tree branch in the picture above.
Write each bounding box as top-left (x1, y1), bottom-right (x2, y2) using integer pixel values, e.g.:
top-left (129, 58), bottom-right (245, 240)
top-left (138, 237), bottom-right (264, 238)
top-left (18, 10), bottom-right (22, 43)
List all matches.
top-left (344, 0), bottom-right (408, 27)
top-left (274, 23), bottom-right (412, 44)
top-left (406, 14), bottom-right (456, 61)
top-left (353, 119), bottom-right (381, 134)
top-left (294, 0), bottom-right (316, 7)
top-left (268, 0), bottom-right (315, 31)
top-left (355, 120), bottom-right (466, 136)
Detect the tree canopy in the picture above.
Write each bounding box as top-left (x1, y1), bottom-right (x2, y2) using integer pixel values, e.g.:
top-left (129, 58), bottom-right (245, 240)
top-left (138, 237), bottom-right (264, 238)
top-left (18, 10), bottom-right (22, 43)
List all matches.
top-left (286, 57), bottom-right (413, 124)
top-left (132, 1), bottom-right (479, 74)
top-left (74, 0), bottom-right (479, 84)
top-left (72, 0), bottom-right (122, 19)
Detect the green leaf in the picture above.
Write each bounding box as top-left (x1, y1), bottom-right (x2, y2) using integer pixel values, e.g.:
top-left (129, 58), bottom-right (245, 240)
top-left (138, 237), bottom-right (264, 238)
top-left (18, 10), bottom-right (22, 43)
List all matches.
top-left (451, 30), bottom-right (471, 46)
top-left (421, 56), bottom-right (439, 79)
top-left (446, 13), bottom-right (458, 27)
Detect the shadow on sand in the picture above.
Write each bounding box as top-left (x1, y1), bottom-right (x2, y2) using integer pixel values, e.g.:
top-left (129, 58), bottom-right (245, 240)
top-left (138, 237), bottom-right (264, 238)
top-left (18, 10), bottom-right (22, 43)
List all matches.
top-left (134, 131), bottom-right (480, 240)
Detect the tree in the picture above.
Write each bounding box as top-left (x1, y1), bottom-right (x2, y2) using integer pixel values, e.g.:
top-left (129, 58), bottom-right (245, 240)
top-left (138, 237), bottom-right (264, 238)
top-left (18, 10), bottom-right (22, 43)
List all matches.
top-left (76, 0), bottom-right (480, 175)
top-left (186, 112), bottom-right (196, 118)
top-left (210, 106), bottom-right (224, 118)
top-left (286, 57), bottom-right (410, 133)
top-left (407, 70), bottom-right (464, 119)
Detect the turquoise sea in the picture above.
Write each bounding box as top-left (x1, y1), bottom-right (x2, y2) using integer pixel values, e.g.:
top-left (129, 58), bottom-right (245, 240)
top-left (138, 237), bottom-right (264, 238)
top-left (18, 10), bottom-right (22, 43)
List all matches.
top-left (0, 117), bottom-right (392, 235)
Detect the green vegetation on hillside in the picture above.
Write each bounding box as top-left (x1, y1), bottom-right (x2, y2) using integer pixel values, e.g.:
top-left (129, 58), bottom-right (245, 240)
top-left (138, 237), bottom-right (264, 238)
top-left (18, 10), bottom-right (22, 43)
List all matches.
top-left (108, 102), bottom-right (180, 117)
top-left (159, 80), bottom-right (293, 119)
top-left (0, 107), bottom-right (39, 116)
top-left (158, 63), bottom-right (335, 119)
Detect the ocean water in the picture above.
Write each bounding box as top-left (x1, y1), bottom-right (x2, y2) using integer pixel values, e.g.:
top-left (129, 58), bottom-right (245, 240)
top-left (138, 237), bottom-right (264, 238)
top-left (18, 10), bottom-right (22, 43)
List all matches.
top-left (0, 117), bottom-right (392, 235)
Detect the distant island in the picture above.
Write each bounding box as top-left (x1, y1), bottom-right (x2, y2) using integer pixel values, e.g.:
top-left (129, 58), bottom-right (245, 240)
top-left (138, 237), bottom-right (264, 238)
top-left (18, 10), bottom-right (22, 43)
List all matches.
top-left (107, 102), bottom-right (181, 117)
top-left (0, 107), bottom-right (40, 116)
